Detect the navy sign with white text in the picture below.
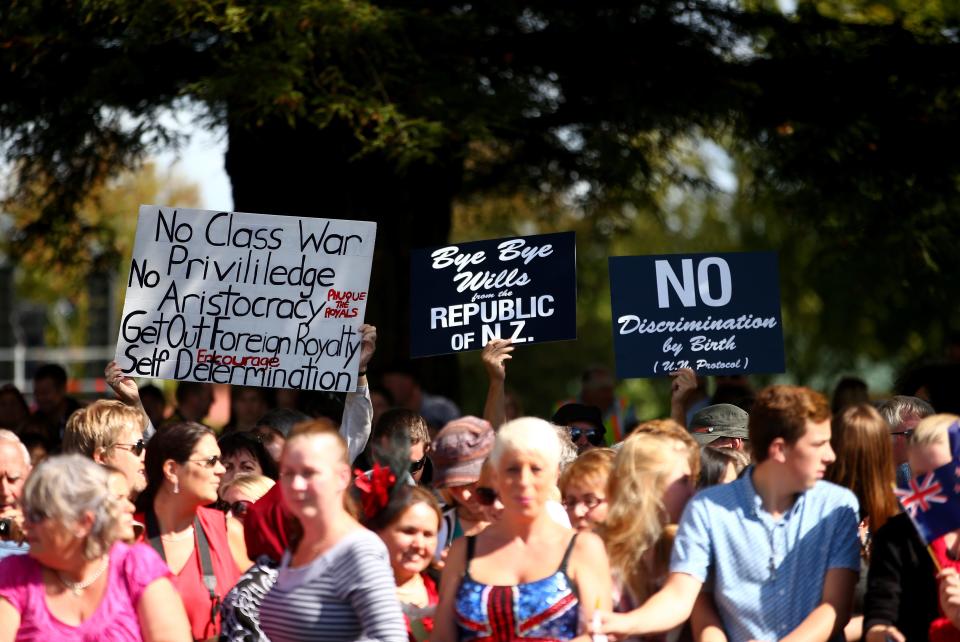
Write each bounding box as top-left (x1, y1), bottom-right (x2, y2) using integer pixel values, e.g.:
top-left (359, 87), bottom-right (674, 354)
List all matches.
top-left (410, 232), bottom-right (577, 357)
top-left (609, 251), bottom-right (785, 378)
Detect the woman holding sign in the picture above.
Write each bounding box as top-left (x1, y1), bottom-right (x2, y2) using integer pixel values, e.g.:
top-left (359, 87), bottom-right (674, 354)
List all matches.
top-left (431, 417), bottom-right (611, 641)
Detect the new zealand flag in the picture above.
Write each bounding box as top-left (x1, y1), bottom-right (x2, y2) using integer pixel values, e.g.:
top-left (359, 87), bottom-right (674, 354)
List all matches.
top-left (896, 421), bottom-right (960, 544)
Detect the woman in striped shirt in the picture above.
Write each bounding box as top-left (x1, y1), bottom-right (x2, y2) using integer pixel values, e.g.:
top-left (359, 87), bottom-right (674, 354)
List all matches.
top-left (259, 419), bottom-right (407, 642)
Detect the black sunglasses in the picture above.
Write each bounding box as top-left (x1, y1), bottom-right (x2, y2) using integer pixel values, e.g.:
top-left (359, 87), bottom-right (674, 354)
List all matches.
top-left (114, 439), bottom-right (146, 456)
top-left (189, 455), bottom-right (223, 468)
top-left (568, 426), bottom-right (604, 446)
top-left (410, 454), bottom-right (428, 474)
top-left (217, 499), bottom-right (253, 519)
top-left (475, 487), bottom-right (498, 506)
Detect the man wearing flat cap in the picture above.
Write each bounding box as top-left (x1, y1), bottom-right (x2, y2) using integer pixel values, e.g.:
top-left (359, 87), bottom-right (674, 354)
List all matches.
top-left (689, 403), bottom-right (749, 451)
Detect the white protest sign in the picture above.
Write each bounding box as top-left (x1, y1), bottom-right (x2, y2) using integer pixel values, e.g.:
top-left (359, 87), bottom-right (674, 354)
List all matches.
top-left (115, 205), bottom-right (376, 392)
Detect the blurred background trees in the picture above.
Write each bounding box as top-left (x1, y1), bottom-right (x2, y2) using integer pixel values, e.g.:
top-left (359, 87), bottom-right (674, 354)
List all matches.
top-left (2, 0), bottom-right (958, 416)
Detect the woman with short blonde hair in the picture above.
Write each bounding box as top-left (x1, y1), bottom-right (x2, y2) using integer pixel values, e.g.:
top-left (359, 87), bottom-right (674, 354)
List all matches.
top-left (63, 399), bottom-right (148, 498)
top-left (433, 417), bottom-right (612, 641)
top-left (559, 448), bottom-right (616, 532)
top-left (63, 400), bottom-right (145, 459)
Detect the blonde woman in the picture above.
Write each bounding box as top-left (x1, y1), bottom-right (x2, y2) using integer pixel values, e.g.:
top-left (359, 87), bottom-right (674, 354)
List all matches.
top-left (601, 422), bottom-right (699, 635)
top-left (63, 399), bottom-right (148, 499)
top-left (219, 474), bottom-right (276, 522)
top-left (432, 417), bottom-right (612, 641)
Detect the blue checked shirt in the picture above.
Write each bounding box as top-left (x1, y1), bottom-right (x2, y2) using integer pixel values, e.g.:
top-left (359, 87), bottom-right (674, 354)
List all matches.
top-left (671, 468), bottom-right (861, 642)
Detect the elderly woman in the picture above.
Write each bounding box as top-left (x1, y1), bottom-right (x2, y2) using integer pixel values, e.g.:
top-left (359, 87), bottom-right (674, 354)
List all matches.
top-left (140, 422), bottom-right (242, 641)
top-left (433, 417), bottom-right (612, 641)
top-left (0, 454), bottom-right (190, 641)
top-left (258, 419), bottom-right (407, 642)
top-left (63, 399), bottom-right (148, 499)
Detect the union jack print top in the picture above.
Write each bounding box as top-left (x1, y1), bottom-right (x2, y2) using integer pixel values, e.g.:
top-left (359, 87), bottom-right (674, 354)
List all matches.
top-left (455, 534), bottom-right (579, 641)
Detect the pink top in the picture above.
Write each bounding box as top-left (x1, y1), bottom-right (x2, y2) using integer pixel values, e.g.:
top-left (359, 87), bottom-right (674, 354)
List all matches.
top-left (0, 541), bottom-right (171, 642)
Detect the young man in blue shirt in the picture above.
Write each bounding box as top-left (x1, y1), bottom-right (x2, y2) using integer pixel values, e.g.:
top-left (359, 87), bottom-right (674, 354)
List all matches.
top-left (598, 385), bottom-right (860, 642)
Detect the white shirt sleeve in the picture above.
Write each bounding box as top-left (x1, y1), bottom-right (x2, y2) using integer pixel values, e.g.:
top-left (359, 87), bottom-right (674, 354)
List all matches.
top-left (340, 384), bottom-right (372, 465)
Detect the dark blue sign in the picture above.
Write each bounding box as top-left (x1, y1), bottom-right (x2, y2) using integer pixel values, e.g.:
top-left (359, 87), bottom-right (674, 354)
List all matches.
top-left (410, 232), bottom-right (577, 358)
top-left (609, 251), bottom-right (785, 378)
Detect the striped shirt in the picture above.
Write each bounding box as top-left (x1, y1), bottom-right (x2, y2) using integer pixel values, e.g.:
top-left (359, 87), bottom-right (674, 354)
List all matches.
top-left (259, 528), bottom-right (407, 642)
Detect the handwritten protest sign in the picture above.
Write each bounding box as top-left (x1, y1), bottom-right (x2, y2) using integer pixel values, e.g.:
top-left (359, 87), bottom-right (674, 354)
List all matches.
top-left (609, 251), bottom-right (785, 378)
top-left (115, 205), bottom-right (376, 392)
top-left (410, 232), bottom-right (577, 357)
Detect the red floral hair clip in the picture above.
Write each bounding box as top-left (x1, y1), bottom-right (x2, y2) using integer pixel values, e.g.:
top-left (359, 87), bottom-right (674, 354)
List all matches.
top-left (353, 462), bottom-right (396, 519)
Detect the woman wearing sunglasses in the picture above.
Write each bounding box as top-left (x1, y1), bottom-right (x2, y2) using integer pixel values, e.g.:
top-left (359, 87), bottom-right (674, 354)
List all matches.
top-left (0, 454), bottom-right (191, 641)
top-left (139, 422), bottom-right (242, 641)
top-left (63, 400), bottom-right (148, 500)
top-left (430, 417), bottom-right (496, 560)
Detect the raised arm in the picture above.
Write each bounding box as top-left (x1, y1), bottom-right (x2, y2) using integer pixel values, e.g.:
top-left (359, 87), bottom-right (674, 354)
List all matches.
top-left (481, 339), bottom-right (513, 429)
top-left (669, 367), bottom-right (698, 429)
top-left (106, 360), bottom-right (155, 439)
top-left (341, 324), bottom-right (376, 464)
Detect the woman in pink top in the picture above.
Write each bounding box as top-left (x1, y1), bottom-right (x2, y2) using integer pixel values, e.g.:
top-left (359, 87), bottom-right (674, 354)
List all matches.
top-left (0, 454), bottom-right (190, 641)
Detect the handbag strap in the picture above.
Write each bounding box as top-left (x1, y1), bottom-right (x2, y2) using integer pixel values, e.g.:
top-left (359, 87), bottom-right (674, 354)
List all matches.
top-left (146, 510), bottom-right (221, 625)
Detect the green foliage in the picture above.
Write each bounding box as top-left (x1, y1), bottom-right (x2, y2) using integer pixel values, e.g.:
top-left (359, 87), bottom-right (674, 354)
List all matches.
top-left (3, 162), bottom-right (199, 346)
top-left (1, 0), bottom-right (959, 400)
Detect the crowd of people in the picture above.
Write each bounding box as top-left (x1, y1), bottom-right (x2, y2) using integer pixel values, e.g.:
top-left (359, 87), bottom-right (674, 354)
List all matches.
top-left (0, 326), bottom-right (959, 642)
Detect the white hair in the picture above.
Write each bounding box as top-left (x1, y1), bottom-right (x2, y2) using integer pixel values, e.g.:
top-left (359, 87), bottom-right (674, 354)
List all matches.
top-left (23, 454), bottom-right (120, 560)
top-left (490, 417), bottom-right (562, 470)
top-left (0, 429), bottom-right (31, 469)
top-left (553, 425), bottom-right (578, 472)
top-left (878, 395), bottom-right (935, 431)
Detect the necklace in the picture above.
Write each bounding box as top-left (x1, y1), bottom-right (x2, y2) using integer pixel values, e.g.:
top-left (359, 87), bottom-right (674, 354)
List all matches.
top-left (57, 557), bottom-right (109, 596)
top-left (161, 525), bottom-right (195, 542)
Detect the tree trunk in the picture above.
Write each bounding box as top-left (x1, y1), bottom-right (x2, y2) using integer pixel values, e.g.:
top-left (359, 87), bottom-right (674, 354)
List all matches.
top-left (224, 117), bottom-right (464, 401)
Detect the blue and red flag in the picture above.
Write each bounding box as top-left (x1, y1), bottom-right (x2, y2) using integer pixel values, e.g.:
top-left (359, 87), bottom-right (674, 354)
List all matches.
top-left (896, 421), bottom-right (960, 544)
